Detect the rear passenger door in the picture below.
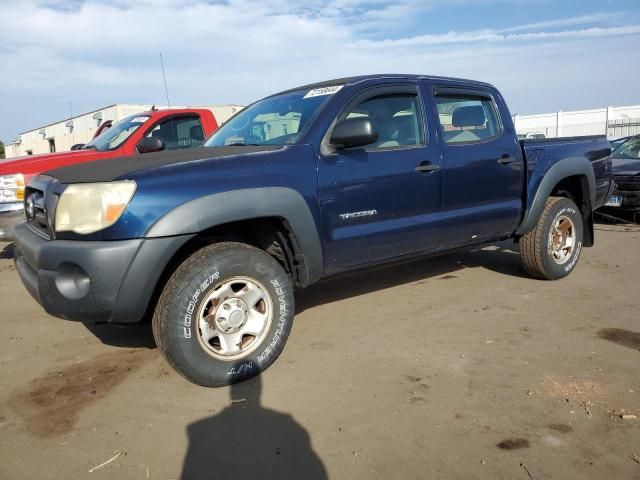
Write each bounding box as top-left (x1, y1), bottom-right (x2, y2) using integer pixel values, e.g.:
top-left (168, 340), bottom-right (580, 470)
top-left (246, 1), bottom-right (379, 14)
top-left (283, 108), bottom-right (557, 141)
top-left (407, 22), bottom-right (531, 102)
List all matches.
top-left (428, 85), bottom-right (523, 246)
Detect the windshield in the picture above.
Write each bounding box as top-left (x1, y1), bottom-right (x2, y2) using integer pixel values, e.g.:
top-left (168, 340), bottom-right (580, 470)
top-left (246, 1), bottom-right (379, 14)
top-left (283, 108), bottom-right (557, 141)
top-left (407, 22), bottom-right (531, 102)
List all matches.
top-left (610, 137), bottom-right (627, 150)
top-left (205, 87), bottom-right (341, 147)
top-left (85, 114), bottom-right (150, 151)
top-left (613, 136), bottom-right (640, 159)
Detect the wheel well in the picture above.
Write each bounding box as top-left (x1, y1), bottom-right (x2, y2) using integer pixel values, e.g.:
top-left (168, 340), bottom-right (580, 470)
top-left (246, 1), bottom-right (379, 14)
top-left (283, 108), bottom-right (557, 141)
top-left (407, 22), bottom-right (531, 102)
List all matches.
top-left (550, 175), bottom-right (594, 247)
top-left (551, 175), bottom-right (587, 208)
top-left (141, 217), bottom-right (305, 323)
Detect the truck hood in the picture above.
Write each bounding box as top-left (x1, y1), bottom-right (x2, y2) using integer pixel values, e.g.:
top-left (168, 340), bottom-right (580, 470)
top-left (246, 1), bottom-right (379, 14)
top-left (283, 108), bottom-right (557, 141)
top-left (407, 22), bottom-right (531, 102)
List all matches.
top-left (0, 149), bottom-right (103, 177)
top-left (612, 157), bottom-right (640, 176)
top-left (43, 146), bottom-right (282, 184)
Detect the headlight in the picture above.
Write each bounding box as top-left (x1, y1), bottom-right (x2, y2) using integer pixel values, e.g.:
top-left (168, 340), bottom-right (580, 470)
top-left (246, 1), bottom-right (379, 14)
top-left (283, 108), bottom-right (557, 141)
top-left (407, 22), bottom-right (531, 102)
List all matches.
top-left (0, 174), bottom-right (25, 203)
top-left (55, 181), bottom-right (136, 234)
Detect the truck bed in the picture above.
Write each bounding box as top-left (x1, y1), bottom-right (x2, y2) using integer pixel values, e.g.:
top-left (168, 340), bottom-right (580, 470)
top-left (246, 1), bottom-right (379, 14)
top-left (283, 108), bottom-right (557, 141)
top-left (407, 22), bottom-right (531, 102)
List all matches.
top-left (520, 135), bottom-right (612, 212)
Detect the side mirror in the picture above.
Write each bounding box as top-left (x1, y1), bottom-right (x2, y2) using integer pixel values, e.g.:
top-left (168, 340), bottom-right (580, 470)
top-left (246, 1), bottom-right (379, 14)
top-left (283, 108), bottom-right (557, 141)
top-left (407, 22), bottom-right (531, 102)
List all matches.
top-left (137, 136), bottom-right (166, 154)
top-left (330, 117), bottom-right (378, 149)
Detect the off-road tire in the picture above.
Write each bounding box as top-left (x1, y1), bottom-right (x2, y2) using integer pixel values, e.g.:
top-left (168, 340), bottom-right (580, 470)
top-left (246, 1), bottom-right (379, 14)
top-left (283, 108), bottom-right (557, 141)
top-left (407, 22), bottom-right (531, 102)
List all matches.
top-left (153, 242), bottom-right (294, 387)
top-left (520, 196), bottom-right (584, 280)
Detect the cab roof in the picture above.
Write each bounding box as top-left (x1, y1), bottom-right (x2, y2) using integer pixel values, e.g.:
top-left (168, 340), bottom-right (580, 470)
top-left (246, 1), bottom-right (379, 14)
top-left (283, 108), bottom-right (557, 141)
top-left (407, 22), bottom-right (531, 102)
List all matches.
top-left (276, 74), bottom-right (495, 96)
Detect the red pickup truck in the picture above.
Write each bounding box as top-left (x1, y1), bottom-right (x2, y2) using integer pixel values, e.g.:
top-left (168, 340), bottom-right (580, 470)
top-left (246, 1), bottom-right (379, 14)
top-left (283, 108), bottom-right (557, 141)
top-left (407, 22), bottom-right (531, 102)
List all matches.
top-left (0, 108), bottom-right (221, 240)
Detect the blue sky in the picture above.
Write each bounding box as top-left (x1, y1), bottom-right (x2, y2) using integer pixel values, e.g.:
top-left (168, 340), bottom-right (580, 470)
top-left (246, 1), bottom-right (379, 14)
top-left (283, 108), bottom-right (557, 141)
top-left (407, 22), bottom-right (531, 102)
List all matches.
top-left (1, 0), bottom-right (639, 143)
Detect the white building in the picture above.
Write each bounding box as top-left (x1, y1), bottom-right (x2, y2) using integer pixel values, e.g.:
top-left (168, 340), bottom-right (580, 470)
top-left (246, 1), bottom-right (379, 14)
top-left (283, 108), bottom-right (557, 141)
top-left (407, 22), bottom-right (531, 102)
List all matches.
top-left (514, 104), bottom-right (640, 140)
top-left (3, 103), bottom-right (243, 159)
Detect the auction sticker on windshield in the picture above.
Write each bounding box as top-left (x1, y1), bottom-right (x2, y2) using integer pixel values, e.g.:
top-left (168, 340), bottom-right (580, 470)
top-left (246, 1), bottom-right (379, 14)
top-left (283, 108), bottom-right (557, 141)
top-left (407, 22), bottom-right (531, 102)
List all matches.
top-left (304, 85), bottom-right (344, 99)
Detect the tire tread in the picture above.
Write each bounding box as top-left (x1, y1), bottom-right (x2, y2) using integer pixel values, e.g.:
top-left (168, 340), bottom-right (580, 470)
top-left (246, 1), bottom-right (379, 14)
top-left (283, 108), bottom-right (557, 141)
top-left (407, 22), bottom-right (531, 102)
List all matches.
top-left (152, 242), bottom-right (286, 386)
top-left (520, 196), bottom-right (565, 280)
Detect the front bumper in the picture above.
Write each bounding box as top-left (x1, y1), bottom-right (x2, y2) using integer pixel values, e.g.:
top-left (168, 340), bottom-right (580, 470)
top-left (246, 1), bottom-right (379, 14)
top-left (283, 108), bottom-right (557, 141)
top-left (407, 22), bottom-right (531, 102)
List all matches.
top-left (613, 175), bottom-right (640, 210)
top-left (0, 203), bottom-right (25, 241)
top-left (13, 223), bottom-right (193, 323)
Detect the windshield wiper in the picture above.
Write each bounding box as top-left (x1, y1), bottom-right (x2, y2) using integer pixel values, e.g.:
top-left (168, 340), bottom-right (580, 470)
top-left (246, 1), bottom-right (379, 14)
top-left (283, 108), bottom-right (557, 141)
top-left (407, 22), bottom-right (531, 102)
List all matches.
top-left (225, 142), bottom-right (261, 147)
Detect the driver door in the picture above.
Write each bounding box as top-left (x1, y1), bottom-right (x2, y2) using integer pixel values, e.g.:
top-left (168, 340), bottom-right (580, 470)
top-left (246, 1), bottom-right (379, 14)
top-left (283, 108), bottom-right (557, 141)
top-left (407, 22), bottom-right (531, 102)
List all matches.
top-left (317, 84), bottom-right (444, 272)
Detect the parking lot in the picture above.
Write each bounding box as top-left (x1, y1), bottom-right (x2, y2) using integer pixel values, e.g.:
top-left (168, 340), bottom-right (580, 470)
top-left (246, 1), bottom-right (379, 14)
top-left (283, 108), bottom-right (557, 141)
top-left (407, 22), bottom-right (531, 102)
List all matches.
top-left (0, 221), bottom-right (639, 479)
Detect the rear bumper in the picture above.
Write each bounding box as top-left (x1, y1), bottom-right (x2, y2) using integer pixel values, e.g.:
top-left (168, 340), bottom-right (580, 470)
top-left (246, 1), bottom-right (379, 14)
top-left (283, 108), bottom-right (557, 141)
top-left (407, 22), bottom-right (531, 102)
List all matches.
top-left (0, 203), bottom-right (24, 241)
top-left (13, 223), bottom-right (193, 323)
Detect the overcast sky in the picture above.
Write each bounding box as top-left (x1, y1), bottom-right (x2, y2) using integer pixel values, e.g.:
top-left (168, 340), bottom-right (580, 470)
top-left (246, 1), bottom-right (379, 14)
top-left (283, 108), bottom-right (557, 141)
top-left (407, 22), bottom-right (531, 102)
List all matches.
top-left (1, 0), bottom-right (639, 143)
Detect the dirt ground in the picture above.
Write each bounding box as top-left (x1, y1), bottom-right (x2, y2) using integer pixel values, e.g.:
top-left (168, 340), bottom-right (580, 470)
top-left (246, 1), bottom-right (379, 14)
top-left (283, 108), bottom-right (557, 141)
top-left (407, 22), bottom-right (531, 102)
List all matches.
top-left (0, 222), bottom-right (639, 480)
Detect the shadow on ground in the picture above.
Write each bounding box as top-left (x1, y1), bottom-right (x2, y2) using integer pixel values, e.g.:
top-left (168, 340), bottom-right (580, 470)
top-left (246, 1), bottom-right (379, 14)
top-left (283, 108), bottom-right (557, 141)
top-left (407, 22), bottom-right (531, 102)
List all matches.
top-left (297, 241), bottom-right (525, 313)
top-left (596, 208), bottom-right (639, 225)
top-left (181, 374), bottom-right (327, 480)
top-left (1, 243), bottom-right (14, 259)
top-left (82, 321), bottom-right (156, 349)
top-left (597, 328), bottom-right (640, 351)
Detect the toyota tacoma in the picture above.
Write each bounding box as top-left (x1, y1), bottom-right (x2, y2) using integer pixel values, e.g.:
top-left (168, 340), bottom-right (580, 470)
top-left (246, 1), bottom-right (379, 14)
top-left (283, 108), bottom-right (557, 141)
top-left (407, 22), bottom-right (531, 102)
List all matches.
top-left (13, 74), bottom-right (614, 386)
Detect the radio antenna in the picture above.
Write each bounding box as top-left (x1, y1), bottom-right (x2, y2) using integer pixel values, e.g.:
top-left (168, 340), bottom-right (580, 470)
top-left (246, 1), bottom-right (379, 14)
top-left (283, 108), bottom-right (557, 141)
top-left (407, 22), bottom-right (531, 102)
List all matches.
top-left (160, 52), bottom-right (172, 110)
top-left (159, 52), bottom-right (176, 148)
top-left (69, 101), bottom-right (76, 146)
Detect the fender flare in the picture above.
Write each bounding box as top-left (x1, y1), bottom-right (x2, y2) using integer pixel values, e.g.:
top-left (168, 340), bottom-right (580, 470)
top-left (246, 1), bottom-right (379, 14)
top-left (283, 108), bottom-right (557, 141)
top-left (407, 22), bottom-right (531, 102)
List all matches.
top-left (144, 187), bottom-right (323, 285)
top-left (516, 156), bottom-right (596, 236)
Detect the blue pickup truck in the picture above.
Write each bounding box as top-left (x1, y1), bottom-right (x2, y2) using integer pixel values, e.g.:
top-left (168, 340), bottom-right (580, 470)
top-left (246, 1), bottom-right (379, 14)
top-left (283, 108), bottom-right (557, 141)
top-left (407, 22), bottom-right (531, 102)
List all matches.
top-left (13, 74), bottom-right (614, 386)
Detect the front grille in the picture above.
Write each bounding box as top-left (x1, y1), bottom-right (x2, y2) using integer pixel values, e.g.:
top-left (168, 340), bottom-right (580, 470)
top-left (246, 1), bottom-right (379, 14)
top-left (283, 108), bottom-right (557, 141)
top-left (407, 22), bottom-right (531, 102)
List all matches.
top-left (613, 175), bottom-right (640, 192)
top-left (24, 188), bottom-right (54, 239)
top-left (22, 175), bottom-right (61, 240)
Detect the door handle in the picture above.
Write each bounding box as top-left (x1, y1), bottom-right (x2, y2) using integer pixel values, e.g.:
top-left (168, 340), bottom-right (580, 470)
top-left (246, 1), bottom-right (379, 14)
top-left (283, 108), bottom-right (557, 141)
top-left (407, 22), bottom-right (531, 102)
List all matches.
top-left (415, 162), bottom-right (441, 173)
top-left (497, 155), bottom-right (518, 165)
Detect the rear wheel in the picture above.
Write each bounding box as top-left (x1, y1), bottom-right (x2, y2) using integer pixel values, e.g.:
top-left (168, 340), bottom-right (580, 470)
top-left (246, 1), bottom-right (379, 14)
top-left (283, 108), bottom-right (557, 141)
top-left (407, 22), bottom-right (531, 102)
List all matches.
top-left (153, 242), bottom-right (294, 387)
top-left (520, 196), bottom-right (584, 280)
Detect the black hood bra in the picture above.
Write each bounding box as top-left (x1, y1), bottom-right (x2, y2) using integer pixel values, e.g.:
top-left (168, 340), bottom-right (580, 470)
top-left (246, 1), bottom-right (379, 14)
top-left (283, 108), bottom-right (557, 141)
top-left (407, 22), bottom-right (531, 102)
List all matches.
top-left (44, 145), bottom-right (282, 184)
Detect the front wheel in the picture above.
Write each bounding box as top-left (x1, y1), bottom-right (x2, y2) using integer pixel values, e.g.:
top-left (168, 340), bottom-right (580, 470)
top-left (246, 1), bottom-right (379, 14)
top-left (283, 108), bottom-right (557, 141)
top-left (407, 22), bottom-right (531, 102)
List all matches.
top-left (520, 196), bottom-right (584, 280)
top-left (152, 242), bottom-right (294, 387)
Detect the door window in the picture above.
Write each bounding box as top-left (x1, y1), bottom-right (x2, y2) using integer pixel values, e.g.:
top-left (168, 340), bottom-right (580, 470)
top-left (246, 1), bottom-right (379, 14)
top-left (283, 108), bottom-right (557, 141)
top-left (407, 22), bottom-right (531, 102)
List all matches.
top-left (435, 95), bottom-right (500, 144)
top-left (343, 93), bottom-right (424, 149)
top-left (145, 115), bottom-right (205, 150)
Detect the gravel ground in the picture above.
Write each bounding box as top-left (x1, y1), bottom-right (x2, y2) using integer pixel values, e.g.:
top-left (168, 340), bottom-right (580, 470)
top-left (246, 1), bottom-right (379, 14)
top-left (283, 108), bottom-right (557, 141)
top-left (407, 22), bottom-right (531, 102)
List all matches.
top-left (0, 222), bottom-right (639, 479)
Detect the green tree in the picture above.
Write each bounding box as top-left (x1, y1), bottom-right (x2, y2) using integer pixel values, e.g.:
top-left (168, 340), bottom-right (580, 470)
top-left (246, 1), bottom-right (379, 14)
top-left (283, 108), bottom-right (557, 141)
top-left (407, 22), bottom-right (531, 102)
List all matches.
top-left (0, 140), bottom-right (5, 159)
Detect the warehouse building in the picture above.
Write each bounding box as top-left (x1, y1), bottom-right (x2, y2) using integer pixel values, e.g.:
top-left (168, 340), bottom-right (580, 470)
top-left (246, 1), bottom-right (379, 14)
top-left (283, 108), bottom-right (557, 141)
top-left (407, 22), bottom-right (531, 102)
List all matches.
top-left (514, 104), bottom-right (640, 139)
top-left (3, 103), bottom-right (243, 159)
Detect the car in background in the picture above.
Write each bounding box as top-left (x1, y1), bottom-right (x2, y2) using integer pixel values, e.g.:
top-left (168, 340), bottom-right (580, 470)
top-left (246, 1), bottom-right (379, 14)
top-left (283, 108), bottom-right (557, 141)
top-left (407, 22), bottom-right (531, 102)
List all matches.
top-left (0, 108), bottom-right (224, 240)
top-left (606, 134), bottom-right (640, 211)
top-left (609, 136), bottom-right (629, 151)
